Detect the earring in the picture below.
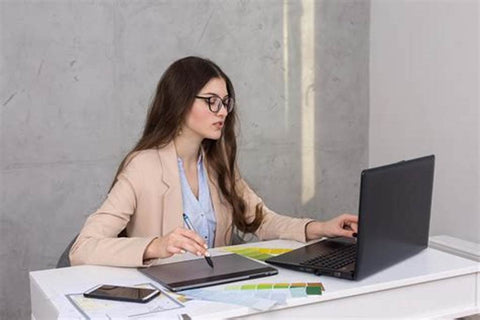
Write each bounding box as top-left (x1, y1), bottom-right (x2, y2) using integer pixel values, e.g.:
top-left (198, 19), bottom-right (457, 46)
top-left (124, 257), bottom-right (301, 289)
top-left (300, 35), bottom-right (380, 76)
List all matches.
top-left (177, 128), bottom-right (183, 136)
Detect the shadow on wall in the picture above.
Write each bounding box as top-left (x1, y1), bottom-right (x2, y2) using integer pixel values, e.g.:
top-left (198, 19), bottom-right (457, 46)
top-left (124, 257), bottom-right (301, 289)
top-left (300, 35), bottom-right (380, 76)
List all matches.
top-left (241, 0), bottom-right (369, 219)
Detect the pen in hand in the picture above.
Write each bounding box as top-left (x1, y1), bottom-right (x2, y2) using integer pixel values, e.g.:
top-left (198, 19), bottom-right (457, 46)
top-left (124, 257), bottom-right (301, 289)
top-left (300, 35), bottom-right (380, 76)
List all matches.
top-left (182, 213), bottom-right (214, 268)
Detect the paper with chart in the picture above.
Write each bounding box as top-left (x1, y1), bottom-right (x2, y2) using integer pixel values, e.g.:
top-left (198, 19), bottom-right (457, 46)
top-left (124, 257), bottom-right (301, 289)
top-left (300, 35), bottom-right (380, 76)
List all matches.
top-left (66, 283), bottom-right (183, 319)
top-left (221, 246), bottom-right (293, 261)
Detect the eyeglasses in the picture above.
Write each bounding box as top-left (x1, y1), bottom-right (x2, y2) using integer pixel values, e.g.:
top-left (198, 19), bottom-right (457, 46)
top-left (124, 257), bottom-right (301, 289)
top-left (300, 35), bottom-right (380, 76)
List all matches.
top-left (195, 94), bottom-right (235, 113)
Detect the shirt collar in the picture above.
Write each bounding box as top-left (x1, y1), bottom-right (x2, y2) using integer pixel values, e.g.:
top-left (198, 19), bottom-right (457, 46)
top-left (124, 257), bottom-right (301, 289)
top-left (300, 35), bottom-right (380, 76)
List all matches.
top-left (177, 153), bottom-right (203, 166)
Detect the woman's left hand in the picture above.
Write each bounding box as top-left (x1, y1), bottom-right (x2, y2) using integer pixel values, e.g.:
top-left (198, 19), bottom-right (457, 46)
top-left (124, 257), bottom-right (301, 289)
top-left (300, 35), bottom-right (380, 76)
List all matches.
top-left (306, 214), bottom-right (358, 241)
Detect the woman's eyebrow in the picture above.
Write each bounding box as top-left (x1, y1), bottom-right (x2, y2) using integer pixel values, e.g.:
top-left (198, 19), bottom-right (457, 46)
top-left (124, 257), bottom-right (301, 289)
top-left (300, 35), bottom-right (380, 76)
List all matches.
top-left (200, 92), bottom-right (229, 98)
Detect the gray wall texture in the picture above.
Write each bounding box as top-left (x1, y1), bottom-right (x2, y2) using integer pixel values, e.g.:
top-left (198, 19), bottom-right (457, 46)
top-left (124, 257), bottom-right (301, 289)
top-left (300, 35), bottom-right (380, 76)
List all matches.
top-left (0, 0), bottom-right (370, 318)
top-left (369, 0), bottom-right (479, 244)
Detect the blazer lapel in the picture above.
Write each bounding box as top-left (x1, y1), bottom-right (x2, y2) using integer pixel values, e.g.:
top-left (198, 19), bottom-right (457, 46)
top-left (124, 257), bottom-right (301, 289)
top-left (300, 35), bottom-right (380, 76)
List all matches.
top-left (158, 142), bottom-right (232, 247)
top-left (158, 142), bottom-right (184, 236)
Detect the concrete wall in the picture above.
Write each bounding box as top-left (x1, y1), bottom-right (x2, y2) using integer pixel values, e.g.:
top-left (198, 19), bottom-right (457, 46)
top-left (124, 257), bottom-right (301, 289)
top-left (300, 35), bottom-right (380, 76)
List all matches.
top-left (0, 0), bottom-right (370, 318)
top-left (369, 0), bottom-right (479, 243)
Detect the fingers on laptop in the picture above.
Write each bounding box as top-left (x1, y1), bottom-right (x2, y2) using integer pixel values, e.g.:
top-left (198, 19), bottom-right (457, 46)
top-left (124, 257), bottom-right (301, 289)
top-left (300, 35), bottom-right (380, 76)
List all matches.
top-left (337, 214), bottom-right (358, 238)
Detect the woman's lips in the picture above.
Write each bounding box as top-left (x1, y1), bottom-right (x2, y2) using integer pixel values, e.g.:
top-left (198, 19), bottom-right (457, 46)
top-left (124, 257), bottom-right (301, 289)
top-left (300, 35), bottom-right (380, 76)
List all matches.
top-left (213, 121), bottom-right (224, 129)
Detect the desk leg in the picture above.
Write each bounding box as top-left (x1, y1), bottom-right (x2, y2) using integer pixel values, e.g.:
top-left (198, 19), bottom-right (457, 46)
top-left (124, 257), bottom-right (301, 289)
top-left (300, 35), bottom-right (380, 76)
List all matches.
top-left (477, 272), bottom-right (480, 314)
top-left (30, 274), bottom-right (59, 320)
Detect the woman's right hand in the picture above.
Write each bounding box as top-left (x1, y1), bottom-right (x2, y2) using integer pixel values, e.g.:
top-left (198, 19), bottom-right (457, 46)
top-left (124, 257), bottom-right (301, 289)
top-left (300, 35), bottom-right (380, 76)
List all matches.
top-left (143, 227), bottom-right (209, 260)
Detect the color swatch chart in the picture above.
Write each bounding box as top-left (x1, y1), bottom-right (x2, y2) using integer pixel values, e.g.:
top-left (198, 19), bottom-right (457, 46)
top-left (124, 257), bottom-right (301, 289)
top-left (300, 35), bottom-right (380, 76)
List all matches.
top-left (221, 247), bottom-right (293, 261)
top-left (225, 282), bottom-right (325, 296)
top-left (182, 282), bottom-right (325, 311)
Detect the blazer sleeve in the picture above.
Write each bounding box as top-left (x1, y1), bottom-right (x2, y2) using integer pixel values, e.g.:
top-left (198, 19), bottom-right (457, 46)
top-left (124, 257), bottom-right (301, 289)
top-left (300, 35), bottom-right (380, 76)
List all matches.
top-left (237, 179), bottom-right (314, 243)
top-left (69, 156), bottom-right (157, 267)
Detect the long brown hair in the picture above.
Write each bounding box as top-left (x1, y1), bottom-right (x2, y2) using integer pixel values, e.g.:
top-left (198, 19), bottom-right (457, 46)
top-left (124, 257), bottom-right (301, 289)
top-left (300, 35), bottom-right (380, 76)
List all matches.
top-left (110, 56), bottom-right (263, 236)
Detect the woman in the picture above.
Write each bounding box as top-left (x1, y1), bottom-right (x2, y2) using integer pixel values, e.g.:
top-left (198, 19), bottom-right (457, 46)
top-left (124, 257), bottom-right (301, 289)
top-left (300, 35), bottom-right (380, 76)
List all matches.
top-left (69, 56), bottom-right (358, 267)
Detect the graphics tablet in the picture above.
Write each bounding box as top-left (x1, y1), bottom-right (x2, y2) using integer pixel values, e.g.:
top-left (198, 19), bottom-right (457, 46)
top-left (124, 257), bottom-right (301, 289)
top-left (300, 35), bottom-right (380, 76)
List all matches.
top-left (139, 253), bottom-right (278, 292)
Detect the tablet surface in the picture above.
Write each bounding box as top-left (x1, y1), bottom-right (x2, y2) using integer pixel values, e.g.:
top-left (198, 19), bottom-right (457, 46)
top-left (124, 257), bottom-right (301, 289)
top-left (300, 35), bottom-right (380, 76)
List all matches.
top-left (139, 253), bottom-right (278, 291)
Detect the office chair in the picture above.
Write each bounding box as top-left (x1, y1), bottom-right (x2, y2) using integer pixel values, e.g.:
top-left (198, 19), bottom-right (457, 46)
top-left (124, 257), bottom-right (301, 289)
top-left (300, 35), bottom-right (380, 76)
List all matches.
top-left (56, 236), bottom-right (78, 268)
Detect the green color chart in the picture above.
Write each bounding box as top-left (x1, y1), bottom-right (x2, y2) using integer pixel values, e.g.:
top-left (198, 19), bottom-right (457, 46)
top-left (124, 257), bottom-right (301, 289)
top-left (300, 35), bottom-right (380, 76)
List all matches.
top-left (224, 282), bottom-right (325, 296)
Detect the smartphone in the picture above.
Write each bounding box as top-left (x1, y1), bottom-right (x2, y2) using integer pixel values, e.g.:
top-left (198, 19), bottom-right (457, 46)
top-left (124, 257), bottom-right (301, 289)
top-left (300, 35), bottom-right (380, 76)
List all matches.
top-left (83, 284), bottom-right (160, 303)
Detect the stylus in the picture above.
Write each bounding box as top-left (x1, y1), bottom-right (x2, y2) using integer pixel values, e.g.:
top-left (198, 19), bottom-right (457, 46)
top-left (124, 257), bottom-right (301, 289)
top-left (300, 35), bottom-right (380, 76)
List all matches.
top-left (182, 213), bottom-right (214, 268)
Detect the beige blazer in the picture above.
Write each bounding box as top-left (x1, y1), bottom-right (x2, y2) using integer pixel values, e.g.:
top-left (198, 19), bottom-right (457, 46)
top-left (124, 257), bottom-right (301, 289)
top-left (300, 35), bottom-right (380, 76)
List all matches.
top-left (70, 142), bottom-right (312, 267)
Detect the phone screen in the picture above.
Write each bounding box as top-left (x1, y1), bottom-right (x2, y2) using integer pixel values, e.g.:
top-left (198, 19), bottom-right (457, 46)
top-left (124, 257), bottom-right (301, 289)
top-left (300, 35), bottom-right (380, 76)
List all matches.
top-left (84, 285), bottom-right (160, 303)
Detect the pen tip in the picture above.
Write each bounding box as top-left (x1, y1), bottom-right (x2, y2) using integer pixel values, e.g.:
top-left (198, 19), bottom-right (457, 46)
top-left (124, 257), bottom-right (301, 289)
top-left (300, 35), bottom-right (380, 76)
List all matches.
top-left (206, 256), bottom-right (214, 268)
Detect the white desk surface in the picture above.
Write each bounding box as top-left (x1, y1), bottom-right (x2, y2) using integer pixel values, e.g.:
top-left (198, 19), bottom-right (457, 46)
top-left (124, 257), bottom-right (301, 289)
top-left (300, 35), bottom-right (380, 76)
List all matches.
top-left (30, 239), bottom-right (480, 319)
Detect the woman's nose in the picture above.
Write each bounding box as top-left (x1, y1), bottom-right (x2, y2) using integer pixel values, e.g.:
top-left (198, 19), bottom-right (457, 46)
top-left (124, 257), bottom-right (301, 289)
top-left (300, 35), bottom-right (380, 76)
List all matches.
top-left (217, 104), bottom-right (228, 117)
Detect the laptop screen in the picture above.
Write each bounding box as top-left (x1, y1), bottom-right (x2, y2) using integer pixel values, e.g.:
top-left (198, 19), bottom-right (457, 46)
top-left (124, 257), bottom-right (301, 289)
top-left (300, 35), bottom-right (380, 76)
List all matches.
top-left (355, 155), bottom-right (434, 279)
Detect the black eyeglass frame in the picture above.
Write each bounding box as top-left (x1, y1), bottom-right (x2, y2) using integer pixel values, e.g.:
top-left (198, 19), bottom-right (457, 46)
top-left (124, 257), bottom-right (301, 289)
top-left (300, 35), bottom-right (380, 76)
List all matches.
top-left (195, 94), bottom-right (235, 113)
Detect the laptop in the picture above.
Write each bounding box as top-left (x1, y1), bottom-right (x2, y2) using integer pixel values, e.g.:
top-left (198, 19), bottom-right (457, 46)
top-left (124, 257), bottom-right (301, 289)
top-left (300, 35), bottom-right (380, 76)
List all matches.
top-left (266, 155), bottom-right (435, 280)
top-left (139, 253), bottom-right (278, 292)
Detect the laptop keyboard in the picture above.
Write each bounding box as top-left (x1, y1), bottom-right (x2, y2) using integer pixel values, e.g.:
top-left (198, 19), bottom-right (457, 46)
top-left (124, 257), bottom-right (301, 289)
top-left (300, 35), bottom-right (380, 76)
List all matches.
top-left (300, 244), bottom-right (357, 269)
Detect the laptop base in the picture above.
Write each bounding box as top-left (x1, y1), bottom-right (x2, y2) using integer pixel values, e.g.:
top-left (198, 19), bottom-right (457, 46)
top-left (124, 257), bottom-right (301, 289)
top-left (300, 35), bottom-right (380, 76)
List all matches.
top-left (266, 238), bottom-right (357, 280)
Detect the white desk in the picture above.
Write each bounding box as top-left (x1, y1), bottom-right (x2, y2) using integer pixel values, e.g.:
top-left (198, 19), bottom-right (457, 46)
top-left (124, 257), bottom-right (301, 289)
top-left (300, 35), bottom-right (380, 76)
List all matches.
top-left (30, 239), bottom-right (479, 319)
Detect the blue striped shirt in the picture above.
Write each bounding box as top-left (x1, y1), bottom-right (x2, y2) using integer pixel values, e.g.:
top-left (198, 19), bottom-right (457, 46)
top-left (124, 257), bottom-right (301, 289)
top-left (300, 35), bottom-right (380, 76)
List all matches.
top-left (177, 156), bottom-right (216, 248)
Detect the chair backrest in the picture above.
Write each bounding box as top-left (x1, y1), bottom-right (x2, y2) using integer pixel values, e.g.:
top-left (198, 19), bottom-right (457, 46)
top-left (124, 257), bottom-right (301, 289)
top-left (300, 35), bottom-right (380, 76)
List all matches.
top-left (56, 236), bottom-right (78, 268)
